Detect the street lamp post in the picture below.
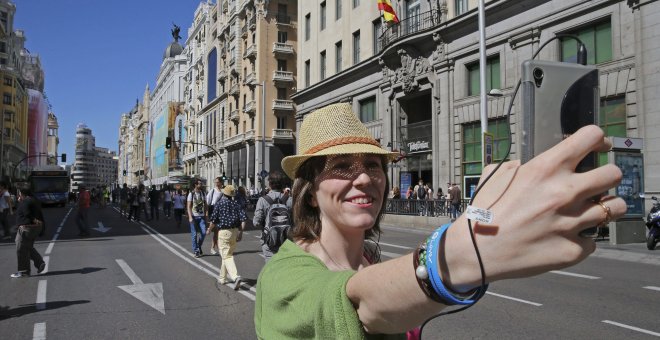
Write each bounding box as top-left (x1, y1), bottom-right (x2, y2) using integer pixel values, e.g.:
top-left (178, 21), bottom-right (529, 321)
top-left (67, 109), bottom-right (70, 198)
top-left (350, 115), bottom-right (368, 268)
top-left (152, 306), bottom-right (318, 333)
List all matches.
top-left (478, 0), bottom-right (489, 169)
top-left (252, 80), bottom-right (266, 190)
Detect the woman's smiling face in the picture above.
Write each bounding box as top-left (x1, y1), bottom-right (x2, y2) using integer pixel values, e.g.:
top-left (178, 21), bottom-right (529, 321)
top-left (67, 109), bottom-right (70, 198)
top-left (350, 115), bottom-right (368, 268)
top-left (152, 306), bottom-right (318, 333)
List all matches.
top-left (311, 154), bottom-right (386, 232)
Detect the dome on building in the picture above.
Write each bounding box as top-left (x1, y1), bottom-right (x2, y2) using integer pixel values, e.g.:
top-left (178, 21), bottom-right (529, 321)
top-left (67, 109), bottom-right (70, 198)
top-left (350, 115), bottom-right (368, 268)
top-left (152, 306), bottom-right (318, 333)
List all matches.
top-left (163, 41), bottom-right (183, 60)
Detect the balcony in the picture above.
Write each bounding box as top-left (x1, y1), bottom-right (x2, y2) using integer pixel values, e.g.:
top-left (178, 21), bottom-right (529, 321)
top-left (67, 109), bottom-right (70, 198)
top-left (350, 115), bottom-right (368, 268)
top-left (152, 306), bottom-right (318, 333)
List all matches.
top-left (229, 109), bottom-right (240, 122)
top-left (243, 99), bottom-right (256, 114)
top-left (272, 42), bottom-right (294, 55)
top-left (224, 133), bottom-right (244, 148)
top-left (273, 70), bottom-right (294, 83)
top-left (244, 129), bottom-right (255, 142)
top-left (272, 99), bottom-right (295, 111)
top-left (182, 152), bottom-right (197, 162)
top-left (275, 12), bottom-right (291, 25)
top-left (229, 84), bottom-right (240, 96)
top-left (249, 16), bottom-right (256, 31)
top-left (380, 10), bottom-right (441, 51)
top-left (243, 43), bottom-right (257, 59)
top-left (272, 128), bottom-right (294, 140)
top-left (218, 69), bottom-right (227, 80)
top-left (244, 71), bottom-right (255, 85)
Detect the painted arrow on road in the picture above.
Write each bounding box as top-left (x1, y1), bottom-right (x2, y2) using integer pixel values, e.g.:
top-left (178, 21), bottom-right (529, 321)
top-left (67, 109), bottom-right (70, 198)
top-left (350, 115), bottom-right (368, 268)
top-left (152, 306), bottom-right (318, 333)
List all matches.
top-left (115, 259), bottom-right (165, 314)
top-left (94, 221), bottom-right (111, 233)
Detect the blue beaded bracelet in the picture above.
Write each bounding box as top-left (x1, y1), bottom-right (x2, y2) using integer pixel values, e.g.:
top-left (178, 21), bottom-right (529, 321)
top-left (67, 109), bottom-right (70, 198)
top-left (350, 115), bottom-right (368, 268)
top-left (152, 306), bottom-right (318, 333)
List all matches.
top-left (425, 223), bottom-right (488, 305)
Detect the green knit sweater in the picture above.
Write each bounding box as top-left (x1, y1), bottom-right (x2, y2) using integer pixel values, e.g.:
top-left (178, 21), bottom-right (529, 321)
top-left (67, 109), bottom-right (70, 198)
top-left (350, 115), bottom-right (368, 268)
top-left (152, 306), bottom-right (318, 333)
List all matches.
top-left (255, 240), bottom-right (405, 340)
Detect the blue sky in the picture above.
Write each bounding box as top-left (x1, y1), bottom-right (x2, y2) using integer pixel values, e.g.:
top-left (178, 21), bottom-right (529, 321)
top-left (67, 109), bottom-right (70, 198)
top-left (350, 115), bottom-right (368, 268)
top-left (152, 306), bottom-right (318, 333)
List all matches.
top-left (14, 0), bottom-right (206, 166)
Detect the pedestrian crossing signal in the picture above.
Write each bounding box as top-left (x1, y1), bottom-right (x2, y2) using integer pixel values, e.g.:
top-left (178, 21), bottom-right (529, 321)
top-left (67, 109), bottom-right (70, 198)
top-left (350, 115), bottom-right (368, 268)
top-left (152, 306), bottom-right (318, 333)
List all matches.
top-left (165, 137), bottom-right (172, 149)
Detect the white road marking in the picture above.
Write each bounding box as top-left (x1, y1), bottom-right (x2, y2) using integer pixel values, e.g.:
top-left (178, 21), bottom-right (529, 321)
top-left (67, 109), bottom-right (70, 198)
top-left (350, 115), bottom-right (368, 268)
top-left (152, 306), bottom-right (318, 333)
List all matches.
top-left (44, 208), bottom-right (72, 256)
top-left (32, 322), bottom-right (46, 340)
top-left (115, 259), bottom-right (165, 314)
top-left (486, 291), bottom-right (543, 306)
top-left (93, 221), bottom-right (111, 233)
top-left (643, 286), bottom-right (660, 292)
top-left (36, 280), bottom-right (47, 310)
top-left (378, 242), bottom-right (413, 250)
top-left (549, 270), bottom-right (600, 280)
top-left (602, 320), bottom-right (660, 337)
top-left (380, 250), bottom-right (403, 258)
top-left (41, 256), bottom-right (49, 274)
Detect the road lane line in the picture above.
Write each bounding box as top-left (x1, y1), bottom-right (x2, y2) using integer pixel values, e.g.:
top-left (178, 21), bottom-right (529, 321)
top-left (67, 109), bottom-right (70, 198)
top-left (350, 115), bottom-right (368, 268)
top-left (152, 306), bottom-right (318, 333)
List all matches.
top-left (378, 242), bottom-right (413, 250)
top-left (643, 286), bottom-right (660, 292)
top-left (485, 291), bottom-right (543, 306)
top-left (36, 280), bottom-right (47, 310)
top-left (42, 256), bottom-right (49, 274)
top-left (136, 221), bottom-right (256, 301)
top-left (602, 320), bottom-right (660, 337)
top-left (380, 250), bottom-right (403, 258)
top-left (32, 322), bottom-right (46, 340)
top-left (44, 208), bottom-right (72, 256)
top-left (115, 259), bottom-right (144, 284)
top-left (549, 270), bottom-right (600, 280)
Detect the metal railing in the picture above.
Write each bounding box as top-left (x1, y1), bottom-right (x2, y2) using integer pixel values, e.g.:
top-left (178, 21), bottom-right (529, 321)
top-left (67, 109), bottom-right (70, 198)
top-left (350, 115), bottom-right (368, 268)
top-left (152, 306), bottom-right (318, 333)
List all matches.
top-left (275, 12), bottom-right (291, 24)
top-left (379, 10), bottom-right (441, 51)
top-left (384, 198), bottom-right (469, 217)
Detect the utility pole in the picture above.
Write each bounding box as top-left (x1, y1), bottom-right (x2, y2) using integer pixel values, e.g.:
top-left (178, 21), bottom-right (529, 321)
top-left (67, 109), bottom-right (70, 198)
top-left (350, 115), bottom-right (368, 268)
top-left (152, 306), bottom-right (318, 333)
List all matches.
top-left (478, 0), bottom-right (492, 169)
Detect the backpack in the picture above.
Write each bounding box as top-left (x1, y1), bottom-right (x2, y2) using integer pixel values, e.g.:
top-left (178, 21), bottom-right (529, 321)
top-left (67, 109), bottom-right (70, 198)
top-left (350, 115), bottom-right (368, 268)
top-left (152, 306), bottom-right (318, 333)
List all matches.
top-left (261, 193), bottom-right (291, 250)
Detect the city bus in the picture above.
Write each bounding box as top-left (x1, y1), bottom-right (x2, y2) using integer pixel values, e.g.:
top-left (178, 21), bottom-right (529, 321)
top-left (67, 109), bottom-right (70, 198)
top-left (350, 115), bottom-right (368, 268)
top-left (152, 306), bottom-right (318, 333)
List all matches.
top-left (29, 168), bottom-right (69, 206)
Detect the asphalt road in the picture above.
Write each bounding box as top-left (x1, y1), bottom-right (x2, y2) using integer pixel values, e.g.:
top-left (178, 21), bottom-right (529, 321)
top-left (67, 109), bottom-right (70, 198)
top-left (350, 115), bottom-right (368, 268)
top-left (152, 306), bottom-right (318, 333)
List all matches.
top-left (1, 204), bottom-right (659, 339)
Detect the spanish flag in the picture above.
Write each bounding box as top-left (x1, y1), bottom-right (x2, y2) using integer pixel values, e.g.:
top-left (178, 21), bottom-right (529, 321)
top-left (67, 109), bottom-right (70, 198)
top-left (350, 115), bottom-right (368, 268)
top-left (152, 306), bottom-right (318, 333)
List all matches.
top-left (377, 0), bottom-right (399, 23)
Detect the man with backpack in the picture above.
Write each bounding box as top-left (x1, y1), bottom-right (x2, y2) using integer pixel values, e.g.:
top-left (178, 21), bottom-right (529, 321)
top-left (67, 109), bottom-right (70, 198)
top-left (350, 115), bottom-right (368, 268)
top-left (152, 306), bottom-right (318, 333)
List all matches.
top-left (187, 179), bottom-right (208, 258)
top-left (253, 170), bottom-right (292, 262)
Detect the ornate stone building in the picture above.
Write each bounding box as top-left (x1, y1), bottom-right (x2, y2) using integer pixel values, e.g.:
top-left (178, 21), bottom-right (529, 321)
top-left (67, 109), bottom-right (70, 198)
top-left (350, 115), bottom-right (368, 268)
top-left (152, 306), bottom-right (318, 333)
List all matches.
top-left (46, 111), bottom-right (58, 165)
top-left (294, 0), bottom-right (659, 201)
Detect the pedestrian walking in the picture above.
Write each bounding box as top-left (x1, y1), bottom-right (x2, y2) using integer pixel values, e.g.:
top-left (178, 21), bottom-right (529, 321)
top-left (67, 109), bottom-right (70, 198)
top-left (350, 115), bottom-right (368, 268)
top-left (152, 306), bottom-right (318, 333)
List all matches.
top-left (187, 180), bottom-right (207, 257)
top-left (138, 185), bottom-right (150, 221)
top-left (173, 189), bottom-right (185, 228)
top-left (119, 183), bottom-right (129, 217)
top-left (76, 186), bottom-right (90, 237)
top-left (209, 185), bottom-right (246, 290)
top-left (148, 185), bottom-right (160, 221)
top-left (128, 187), bottom-right (140, 221)
top-left (0, 181), bottom-right (14, 240)
top-left (11, 187), bottom-right (46, 278)
top-left (253, 170), bottom-right (292, 262)
top-left (449, 183), bottom-right (462, 220)
top-left (206, 177), bottom-right (225, 255)
top-left (163, 187), bottom-right (172, 219)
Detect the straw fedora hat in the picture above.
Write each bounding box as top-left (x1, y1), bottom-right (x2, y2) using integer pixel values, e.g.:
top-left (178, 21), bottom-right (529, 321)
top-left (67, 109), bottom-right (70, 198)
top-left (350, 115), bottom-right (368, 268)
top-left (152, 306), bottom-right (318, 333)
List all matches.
top-left (281, 102), bottom-right (398, 179)
top-left (222, 185), bottom-right (236, 197)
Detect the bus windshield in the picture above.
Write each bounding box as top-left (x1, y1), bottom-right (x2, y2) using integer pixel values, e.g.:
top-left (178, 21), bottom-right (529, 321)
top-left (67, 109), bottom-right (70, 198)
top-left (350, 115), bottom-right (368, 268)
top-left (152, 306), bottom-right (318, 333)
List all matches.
top-left (31, 177), bottom-right (69, 193)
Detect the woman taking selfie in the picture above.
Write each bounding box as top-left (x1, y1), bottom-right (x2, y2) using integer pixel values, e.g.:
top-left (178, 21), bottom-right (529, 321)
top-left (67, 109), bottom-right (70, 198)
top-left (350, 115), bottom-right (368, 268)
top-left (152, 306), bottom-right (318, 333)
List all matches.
top-left (255, 103), bottom-right (626, 339)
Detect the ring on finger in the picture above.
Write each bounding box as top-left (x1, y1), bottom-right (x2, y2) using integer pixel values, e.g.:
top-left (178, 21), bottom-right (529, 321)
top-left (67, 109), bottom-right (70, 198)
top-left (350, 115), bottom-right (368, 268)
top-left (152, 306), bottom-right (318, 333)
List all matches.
top-left (596, 201), bottom-right (612, 227)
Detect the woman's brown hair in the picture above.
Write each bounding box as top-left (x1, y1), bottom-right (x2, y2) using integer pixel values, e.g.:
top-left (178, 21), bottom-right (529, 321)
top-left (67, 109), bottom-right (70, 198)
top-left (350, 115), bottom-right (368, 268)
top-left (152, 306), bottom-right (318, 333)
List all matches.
top-left (289, 155), bottom-right (390, 244)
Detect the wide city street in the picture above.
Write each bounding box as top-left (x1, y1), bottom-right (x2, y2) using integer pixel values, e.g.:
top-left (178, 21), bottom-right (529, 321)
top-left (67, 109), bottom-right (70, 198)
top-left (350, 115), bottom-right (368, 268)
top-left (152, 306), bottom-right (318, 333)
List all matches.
top-left (1, 204), bottom-right (659, 339)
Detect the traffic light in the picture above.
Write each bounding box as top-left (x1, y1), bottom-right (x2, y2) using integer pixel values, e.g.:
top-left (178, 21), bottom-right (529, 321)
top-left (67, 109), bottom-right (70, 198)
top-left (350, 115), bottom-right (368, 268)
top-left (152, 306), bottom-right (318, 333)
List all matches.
top-left (222, 172), bottom-right (227, 181)
top-left (165, 137), bottom-right (172, 149)
top-left (122, 170), bottom-right (127, 176)
top-left (61, 153), bottom-right (66, 162)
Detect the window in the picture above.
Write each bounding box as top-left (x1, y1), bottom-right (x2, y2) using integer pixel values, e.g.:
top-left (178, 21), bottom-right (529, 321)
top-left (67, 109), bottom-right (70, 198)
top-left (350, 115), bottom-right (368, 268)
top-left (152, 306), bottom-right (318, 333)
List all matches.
top-left (561, 21), bottom-right (612, 65)
top-left (277, 115), bottom-right (287, 129)
top-left (3, 77), bottom-right (11, 86)
top-left (597, 96), bottom-right (626, 165)
top-left (2, 93), bottom-right (10, 105)
top-left (373, 20), bottom-right (382, 54)
top-left (277, 87), bottom-right (287, 100)
top-left (277, 59), bottom-right (287, 71)
top-left (0, 42), bottom-right (5, 53)
top-left (455, 0), bottom-right (467, 15)
top-left (320, 2), bottom-right (327, 30)
top-left (467, 56), bottom-right (500, 96)
top-left (305, 13), bottom-right (311, 41)
top-left (336, 0), bottom-right (342, 20)
top-left (277, 31), bottom-right (288, 43)
top-left (305, 60), bottom-right (311, 87)
top-left (320, 50), bottom-right (327, 80)
top-left (335, 41), bottom-right (343, 73)
top-left (359, 97), bottom-right (377, 122)
top-left (405, 0), bottom-right (421, 34)
top-left (462, 119), bottom-right (510, 175)
top-left (353, 0), bottom-right (360, 8)
top-left (353, 30), bottom-right (361, 64)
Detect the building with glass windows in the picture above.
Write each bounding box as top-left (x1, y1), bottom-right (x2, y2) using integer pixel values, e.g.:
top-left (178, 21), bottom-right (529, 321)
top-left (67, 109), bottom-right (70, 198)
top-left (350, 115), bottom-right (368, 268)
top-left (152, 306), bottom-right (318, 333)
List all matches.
top-left (294, 0), bottom-right (659, 200)
top-left (71, 124), bottom-right (118, 191)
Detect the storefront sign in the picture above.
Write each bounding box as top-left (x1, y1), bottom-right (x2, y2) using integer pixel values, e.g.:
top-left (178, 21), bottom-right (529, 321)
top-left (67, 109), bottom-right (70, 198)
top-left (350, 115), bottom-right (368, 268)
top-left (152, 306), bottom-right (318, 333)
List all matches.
top-left (407, 140), bottom-right (430, 153)
top-left (614, 152), bottom-right (644, 217)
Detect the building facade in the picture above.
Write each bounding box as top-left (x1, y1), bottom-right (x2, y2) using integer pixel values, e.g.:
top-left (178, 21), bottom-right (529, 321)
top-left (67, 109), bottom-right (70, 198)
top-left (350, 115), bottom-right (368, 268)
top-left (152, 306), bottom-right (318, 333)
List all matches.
top-left (293, 0), bottom-right (659, 202)
top-left (71, 124), bottom-right (118, 191)
top-left (46, 111), bottom-right (58, 165)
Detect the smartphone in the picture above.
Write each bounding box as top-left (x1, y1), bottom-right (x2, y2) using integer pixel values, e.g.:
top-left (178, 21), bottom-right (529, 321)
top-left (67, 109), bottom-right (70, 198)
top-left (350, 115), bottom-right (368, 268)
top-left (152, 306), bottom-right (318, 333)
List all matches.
top-left (520, 60), bottom-right (599, 173)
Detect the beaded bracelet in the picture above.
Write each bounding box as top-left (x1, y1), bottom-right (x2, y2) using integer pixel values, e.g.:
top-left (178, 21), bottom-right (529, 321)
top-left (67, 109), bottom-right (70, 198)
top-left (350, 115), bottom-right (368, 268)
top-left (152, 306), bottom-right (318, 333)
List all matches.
top-left (423, 223), bottom-right (488, 305)
top-left (412, 243), bottom-right (444, 303)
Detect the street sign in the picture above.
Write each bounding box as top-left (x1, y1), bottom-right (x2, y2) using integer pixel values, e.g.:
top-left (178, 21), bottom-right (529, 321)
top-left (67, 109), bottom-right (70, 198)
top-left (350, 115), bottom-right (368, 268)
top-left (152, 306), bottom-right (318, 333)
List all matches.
top-left (483, 132), bottom-right (494, 166)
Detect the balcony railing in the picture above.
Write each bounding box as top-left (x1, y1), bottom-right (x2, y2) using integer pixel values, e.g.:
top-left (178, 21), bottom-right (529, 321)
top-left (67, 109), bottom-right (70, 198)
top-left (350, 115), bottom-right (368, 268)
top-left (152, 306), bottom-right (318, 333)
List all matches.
top-left (272, 42), bottom-right (294, 55)
top-left (224, 133), bottom-right (244, 147)
top-left (244, 129), bottom-right (255, 141)
top-left (272, 70), bottom-right (294, 82)
top-left (244, 72), bottom-right (255, 85)
top-left (272, 99), bottom-right (294, 111)
top-left (229, 84), bottom-right (240, 96)
top-left (243, 43), bottom-right (257, 59)
top-left (244, 100), bottom-right (256, 114)
top-left (272, 128), bottom-right (294, 139)
top-left (379, 10), bottom-right (441, 51)
top-left (275, 12), bottom-right (291, 24)
top-left (229, 109), bottom-right (240, 122)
